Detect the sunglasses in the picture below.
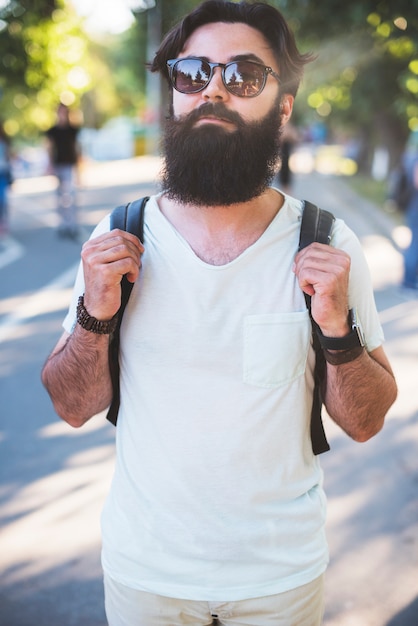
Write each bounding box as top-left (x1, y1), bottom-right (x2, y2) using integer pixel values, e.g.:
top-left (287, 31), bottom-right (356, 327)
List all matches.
top-left (166, 57), bottom-right (281, 98)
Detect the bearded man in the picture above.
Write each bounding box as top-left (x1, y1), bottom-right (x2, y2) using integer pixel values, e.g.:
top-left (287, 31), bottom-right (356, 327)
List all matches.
top-left (42, 2), bottom-right (397, 624)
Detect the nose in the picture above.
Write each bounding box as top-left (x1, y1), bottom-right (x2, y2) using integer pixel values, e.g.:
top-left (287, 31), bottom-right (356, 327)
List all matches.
top-left (202, 66), bottom-right (229, 101)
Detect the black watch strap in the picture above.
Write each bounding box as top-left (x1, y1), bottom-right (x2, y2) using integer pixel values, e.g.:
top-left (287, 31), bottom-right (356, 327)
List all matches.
top-left (316, 308), bottom-right (365, 351)
top-left (322, 345), bottom-right (364, 365)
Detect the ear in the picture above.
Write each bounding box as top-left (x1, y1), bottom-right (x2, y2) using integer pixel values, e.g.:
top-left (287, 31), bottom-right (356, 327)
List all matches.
top-left (280, 94), bottom-right (294, 125)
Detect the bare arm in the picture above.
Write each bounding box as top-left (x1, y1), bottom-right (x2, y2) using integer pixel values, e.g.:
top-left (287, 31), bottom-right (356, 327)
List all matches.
top-left (294, 242), bottom-right (397, 442)
top-left (41, 328), bottom-right (113, 427)
top-left (41, 229), bottom-right (144, 427)
top-left (323, 345), bottom-right (396, 441)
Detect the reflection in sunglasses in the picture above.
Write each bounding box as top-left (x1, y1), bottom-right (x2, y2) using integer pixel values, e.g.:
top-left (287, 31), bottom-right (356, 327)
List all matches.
top-left (167, 57), bottom-right (281, 97)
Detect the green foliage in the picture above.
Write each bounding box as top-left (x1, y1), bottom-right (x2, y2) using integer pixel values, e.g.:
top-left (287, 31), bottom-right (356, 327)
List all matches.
top-left (0, 0), bottom-right (143, 141)
top-left (0, 0), bottom-right (93, 140)
top-left (0, 0), bottom-right (417, 166)
top-left (347, 174), bottom-right (387, 207)
top-left (273, 0), bottom-right (418, 164)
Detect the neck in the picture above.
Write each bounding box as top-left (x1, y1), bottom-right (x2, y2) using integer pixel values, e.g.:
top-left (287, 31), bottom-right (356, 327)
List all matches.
top-left (158, 188), bottom-right (284, 265)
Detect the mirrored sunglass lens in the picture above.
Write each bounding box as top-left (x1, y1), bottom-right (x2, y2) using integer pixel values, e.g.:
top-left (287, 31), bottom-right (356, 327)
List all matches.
top-left (224, 62), bottom-right (264, 96)
top-left (174, 59), bottom-right (210, 92)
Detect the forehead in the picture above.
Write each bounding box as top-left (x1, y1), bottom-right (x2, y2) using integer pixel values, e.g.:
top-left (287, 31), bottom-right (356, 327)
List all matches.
top-left (180, 22), bottom-right (276, 67)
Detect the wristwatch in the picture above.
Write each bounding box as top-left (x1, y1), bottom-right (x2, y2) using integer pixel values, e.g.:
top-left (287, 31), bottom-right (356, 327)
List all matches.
top-left (76, 295), bottom-right (119, 335)
top-left (316, 308), bottom-right (365, 365)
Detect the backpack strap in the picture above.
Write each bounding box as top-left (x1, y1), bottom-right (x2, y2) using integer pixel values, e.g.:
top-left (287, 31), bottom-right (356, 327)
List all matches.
top-left (106, 197), bottom-right (149, 426)
top-left (299, 200), bottom-right (335, 455)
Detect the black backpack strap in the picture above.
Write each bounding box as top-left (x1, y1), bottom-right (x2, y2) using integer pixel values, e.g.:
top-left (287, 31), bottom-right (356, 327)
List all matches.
top-left (299, 200), bottom-right (335, 455)
top-left (299, 200), bottom-right (334, 249)
top-left (106, 197), bottom-right (149, 426)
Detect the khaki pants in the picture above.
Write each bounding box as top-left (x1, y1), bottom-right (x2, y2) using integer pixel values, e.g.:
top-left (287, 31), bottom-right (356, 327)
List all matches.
top-left (104, 573), bottom-right (324, 626)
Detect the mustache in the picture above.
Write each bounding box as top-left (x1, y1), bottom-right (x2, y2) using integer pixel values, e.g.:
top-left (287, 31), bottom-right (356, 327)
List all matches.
top-left (174, 102), bottom-right (246, 129)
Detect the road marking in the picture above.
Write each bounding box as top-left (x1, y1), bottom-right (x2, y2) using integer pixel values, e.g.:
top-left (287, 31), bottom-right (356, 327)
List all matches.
top-left (0, 262), bottom-right (79, 343)
top-left (0, 236), bottom-right (25, 270)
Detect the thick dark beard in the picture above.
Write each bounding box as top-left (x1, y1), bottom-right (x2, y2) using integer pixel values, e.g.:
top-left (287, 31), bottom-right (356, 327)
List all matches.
top-left (161, 99), bottom-right (283, 206)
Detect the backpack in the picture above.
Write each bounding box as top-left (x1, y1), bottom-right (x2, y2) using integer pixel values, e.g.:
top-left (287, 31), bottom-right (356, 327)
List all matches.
top-left (107, 197), bottom-right (334, 455)
top-left (388, 163), bottom-right (413, 211)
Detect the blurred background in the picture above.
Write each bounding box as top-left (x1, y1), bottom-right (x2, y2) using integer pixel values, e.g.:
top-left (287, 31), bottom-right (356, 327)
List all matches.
top-left (0, 1), bottom-right (418, 625)
top-left (0, 0), bottom-right (417, 184)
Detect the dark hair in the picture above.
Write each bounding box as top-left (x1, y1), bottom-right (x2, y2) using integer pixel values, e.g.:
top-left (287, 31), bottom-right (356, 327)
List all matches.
top-left (150, 0), bottom-right (314, 97)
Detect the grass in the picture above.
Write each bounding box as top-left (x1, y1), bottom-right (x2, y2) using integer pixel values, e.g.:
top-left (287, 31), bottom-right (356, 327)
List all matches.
top-left (346, 174), bottom-right (388, 206)
top-left (344, 172), bottom-right (405, 226)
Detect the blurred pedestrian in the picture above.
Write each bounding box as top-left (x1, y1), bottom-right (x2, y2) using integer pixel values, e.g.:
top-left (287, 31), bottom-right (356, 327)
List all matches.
top-left (46, 104), bottom-right (80, 239)
top-left (0, 123), bottom-right (12, 236)
top-left (401, 135), bottom-right (418, 291)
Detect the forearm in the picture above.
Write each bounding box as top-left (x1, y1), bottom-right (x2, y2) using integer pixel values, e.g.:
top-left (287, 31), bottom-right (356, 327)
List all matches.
top-left (41, 326), bottom-right (113, 427)
top-left (324, 348), bottom-right (397, 442)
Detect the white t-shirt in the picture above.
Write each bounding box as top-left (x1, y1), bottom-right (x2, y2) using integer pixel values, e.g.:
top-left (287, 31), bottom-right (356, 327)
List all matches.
top-left (64, 192), bottom-right (384, 601)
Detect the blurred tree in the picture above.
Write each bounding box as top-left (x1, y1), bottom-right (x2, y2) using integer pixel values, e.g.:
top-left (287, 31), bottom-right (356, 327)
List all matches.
top-left (81, 29), bottom-right (147, 130)
top-left (0, 0), bottom-right (141, 142)
top-left (271, 0), bottom-right (418, 170)
top-left (0, 0), bottom-right (57, 90)
top-left (1, 0), bottom-right (416, 170)
top-left (0, 0), bottom-right (94, 140)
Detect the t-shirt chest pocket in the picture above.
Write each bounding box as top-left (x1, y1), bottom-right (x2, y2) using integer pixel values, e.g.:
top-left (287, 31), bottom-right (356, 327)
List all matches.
top-left (243, 311), bottom-right (311, 388)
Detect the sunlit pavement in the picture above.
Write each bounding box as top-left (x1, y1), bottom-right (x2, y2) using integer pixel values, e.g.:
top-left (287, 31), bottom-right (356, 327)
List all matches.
top-left (290, 172), bottom-right (418, 626)
top-left (0, 155), bottom-right (417, 626)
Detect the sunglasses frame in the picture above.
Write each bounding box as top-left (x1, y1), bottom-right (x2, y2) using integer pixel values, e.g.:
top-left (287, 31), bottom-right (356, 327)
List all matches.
top-left (166, 57), bottom-right (281, 98)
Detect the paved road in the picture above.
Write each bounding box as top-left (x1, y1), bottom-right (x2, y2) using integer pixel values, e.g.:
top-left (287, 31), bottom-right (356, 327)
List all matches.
top-left (0, 158), bottom-right (417, 625)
